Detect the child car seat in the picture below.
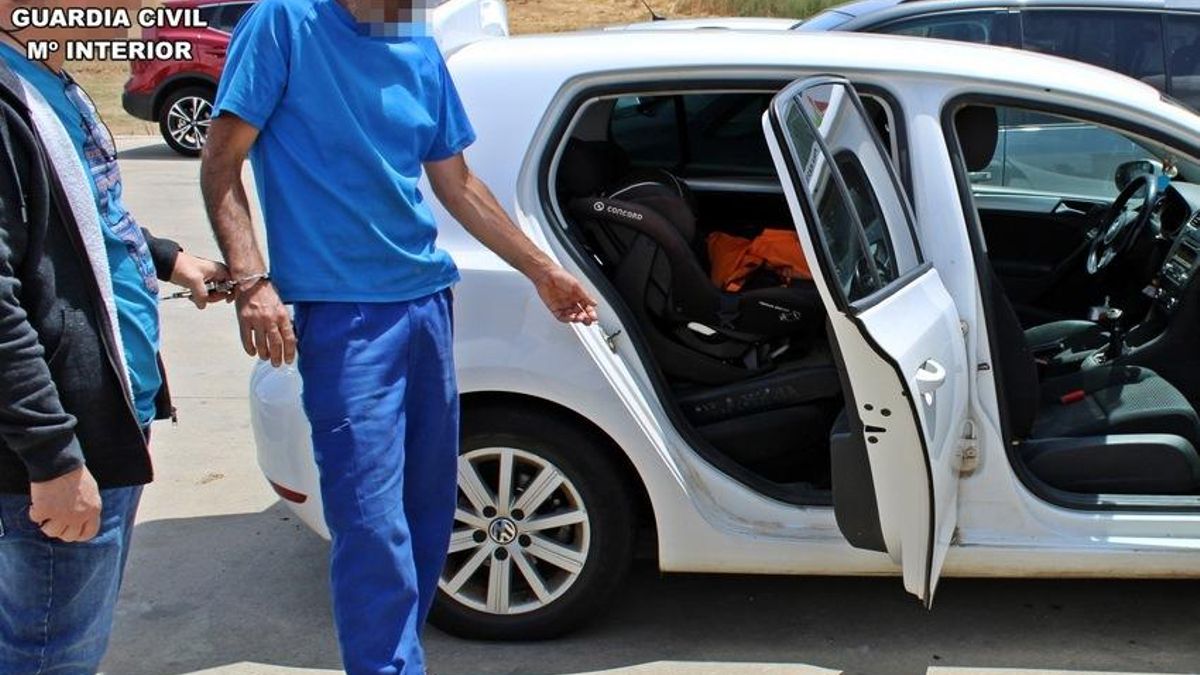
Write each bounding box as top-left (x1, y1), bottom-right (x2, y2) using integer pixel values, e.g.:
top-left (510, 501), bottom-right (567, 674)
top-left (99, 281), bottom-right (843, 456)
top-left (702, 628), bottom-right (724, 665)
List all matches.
top-left (559, 139), bottom-right (825, 384)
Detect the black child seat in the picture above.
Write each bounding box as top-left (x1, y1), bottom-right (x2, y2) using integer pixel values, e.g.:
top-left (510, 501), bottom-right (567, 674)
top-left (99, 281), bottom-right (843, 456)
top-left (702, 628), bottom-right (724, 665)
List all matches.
top-left (957, 106), bottom-right (1200, 495)
top-left (557, 137), bottom-right (841, 484)
top-left (559, 139), bottom-right (827, 385)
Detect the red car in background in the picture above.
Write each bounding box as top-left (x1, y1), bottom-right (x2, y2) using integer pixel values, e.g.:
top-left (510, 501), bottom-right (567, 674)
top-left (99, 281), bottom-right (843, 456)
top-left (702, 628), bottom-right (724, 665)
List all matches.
top-left (123, 0), bottom-right (254, 156)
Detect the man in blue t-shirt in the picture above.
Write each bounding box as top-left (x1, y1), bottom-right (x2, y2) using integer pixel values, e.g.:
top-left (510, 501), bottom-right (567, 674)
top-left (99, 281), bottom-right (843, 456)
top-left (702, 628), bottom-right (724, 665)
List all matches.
top-left (200, 1), bottom-right (597, 671)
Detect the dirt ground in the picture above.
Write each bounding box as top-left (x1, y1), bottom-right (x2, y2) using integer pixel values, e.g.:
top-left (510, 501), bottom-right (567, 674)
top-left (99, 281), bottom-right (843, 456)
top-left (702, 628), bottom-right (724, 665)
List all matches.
top-left (507, 0), bottom-right (706, 34)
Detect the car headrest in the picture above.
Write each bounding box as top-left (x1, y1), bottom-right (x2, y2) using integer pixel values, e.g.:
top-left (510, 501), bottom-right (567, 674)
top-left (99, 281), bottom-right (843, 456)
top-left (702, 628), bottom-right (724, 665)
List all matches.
top-left (955, 105), bottom-right (999, 173)
top-left (558, 139), bottom-right (631, 198)
top-left (606, 169), bottom-right (699, 243)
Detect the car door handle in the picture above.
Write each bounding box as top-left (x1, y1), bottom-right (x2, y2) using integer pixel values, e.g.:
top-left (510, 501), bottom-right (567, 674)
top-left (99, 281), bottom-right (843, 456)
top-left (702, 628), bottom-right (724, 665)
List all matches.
top-left (1054, 202), bottom-right (1089, 217)
top-left (916, 359), bottom-right (947, 396)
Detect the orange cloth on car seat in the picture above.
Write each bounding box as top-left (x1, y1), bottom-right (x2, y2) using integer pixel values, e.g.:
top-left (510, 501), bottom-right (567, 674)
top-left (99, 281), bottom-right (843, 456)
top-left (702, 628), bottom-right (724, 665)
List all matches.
top-left (707, 230), bottom-right (812, 292)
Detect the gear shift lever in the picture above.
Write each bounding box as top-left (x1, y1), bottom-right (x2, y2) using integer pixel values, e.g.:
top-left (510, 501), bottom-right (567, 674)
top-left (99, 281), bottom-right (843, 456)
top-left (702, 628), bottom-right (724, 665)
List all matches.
top-left (1097, 307), bottom-right (1126, 362)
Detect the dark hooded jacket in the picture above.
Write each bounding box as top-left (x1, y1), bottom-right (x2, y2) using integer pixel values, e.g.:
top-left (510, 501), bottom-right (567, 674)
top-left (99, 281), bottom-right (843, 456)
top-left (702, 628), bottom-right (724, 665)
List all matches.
top-left (0, 59), bottom-right (180, 494)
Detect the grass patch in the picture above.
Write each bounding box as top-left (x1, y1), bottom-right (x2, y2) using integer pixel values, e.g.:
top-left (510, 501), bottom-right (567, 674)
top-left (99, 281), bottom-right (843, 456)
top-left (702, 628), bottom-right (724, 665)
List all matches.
top-left (73, 61), bottom-right (156, 137)
top-left (677, 0), bottom-right (845, 18)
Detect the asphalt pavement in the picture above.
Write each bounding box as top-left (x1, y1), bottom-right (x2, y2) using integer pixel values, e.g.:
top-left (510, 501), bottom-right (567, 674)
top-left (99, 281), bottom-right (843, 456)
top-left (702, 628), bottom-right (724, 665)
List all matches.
top-left (97, 137), bottom-right (1200, 675)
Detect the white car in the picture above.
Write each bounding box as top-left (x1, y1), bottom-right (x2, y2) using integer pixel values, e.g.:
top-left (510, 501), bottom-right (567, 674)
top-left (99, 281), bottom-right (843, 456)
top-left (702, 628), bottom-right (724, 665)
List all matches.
top-left (251, 5), bottom-right (1200, 641)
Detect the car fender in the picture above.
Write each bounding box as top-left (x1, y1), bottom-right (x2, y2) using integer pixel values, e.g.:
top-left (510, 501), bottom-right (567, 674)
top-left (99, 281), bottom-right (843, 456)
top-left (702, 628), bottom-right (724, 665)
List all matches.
top-left (451, 261), bottom-right (711, 545)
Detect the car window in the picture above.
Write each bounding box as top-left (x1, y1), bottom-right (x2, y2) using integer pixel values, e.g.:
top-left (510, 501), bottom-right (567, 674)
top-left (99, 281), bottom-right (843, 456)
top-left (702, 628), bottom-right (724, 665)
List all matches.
top-left (216, 3), bottom-right (253, 32)
top-left (1021, 10), bottom-right (1166, 87)
top-left (1167, 15), bottom-right (1200, 111)
top-left (795, 10), bottom-right (852, 32)
top-left (683, 93), bottom-right (775, 176)
top-left (778, 83), bottom-right (914, 303)
top-left (608, 95), bottom-right (681, 172)
top-left (610, 90), bottom-right (907, 185)
top-left (872, 11), bottom-right (1009, 46)
top-left (970, 107), bottom-right (1166, 200)
top-left (197, 5), bottom-right (221, 29)
top-left (609, 93), bottom-right (775, 177)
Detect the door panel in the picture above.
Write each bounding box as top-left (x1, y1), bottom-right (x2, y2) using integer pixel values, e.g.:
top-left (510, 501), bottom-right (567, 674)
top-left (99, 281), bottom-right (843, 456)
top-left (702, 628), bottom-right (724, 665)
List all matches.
top-left (976, 192), bottom-right (1107, 322)
top-left (763, 78), bottom-right (970, 604)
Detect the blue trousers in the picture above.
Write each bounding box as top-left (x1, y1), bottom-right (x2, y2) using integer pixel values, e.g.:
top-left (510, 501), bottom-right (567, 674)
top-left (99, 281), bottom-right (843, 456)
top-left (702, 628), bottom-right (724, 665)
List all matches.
top-left (0, 485), bottom-right (142, 675)
top-left (295, 291), bottom-right (459, 675)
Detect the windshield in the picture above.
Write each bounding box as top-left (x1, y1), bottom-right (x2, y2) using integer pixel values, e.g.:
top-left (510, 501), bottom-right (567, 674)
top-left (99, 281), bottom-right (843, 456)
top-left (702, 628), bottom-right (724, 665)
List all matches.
top-left (794, 10), bottom-right (852, 32)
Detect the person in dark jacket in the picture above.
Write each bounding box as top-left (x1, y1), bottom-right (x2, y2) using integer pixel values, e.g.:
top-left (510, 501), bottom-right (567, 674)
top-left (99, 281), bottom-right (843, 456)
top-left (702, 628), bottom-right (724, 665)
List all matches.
top-left (0, 3), bottom-right (231, 672)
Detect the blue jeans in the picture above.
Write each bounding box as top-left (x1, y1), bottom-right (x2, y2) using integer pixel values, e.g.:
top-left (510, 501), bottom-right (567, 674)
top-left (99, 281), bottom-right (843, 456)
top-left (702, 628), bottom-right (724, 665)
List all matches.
top-left (295, 290), bottom-right (459, 675)
top-left (0, 485), bottom-right (142, 675)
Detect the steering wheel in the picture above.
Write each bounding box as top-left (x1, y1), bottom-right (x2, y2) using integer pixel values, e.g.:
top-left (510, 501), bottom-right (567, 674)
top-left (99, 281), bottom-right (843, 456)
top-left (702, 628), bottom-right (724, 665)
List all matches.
top-left (1087, 174), bottom-right (1161, 275)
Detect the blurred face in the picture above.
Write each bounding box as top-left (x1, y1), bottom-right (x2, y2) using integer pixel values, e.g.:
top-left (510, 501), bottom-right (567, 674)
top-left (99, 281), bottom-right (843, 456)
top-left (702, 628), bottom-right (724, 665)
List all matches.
top-left (0, 0), bottom-right (138, 44)
top-left (341, 0), bottom-right (431, 36)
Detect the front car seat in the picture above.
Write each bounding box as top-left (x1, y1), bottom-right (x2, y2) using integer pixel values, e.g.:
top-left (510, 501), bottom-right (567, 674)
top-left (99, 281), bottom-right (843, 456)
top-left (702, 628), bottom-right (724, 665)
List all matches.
top-left (956, 107), bottom-right (1200, 494)
top-left (955, 106), bottom-right (1110, 358)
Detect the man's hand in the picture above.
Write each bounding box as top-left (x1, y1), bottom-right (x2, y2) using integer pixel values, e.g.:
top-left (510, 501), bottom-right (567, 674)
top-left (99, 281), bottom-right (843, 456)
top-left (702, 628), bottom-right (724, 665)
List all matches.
top-left (29, 466), bottom-right (102, 543)
top-left (236, 280), bottom-right (296, 367)
top-left (534, 267), bottom-right (599, 325)
top-left (169, 253), bottom-right (233, 309)
top-left (425, 155), bottom-right (600, 327)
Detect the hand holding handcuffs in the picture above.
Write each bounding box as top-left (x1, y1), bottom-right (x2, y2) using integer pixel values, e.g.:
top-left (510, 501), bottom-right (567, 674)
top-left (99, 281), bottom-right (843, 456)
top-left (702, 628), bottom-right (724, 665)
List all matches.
top-left (161, 273), bottom-right (271, 301)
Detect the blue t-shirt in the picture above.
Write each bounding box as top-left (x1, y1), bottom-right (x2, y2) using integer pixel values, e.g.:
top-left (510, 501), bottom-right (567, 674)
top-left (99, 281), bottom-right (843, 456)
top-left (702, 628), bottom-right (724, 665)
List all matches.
top-left (0, 45), bottom-right (162, 426)
top-left (213, 0), bottom-right (477, 303)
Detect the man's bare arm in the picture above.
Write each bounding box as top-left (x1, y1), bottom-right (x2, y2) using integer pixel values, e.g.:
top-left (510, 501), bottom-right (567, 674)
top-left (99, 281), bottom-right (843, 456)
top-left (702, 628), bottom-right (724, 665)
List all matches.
top-left (200, 114), bottom-right (296, 365)
top-left (425, 155), bottom-right (598, 325)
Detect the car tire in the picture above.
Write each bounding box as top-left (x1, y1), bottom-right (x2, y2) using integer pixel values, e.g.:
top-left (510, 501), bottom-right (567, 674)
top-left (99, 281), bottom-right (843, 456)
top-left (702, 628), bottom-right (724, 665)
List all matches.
top-left (429, 405), bottom-right (636, 640)
top-left (158, 86), bottom-right (214, 157)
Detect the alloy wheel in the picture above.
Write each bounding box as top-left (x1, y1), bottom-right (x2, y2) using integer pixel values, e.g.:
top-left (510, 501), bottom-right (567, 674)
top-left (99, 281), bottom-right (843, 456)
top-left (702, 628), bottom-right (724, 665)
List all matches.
top-left (440, 447), bottom-right (591, 615)
top-left (166, 95), bottom-right (212, 153)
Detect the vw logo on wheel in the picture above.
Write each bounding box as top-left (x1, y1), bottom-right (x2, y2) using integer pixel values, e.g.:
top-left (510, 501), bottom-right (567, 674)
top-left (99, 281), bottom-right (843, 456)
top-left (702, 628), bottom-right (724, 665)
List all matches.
top-left (488, 517), bottom-right (519, 545)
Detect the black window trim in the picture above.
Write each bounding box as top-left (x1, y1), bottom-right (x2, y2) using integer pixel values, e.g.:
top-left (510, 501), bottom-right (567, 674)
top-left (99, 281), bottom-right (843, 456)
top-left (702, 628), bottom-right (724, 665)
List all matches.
top-left (777, 90), bottom-right (885, 303)
top-left (770, 76), bottom-right (926, 316)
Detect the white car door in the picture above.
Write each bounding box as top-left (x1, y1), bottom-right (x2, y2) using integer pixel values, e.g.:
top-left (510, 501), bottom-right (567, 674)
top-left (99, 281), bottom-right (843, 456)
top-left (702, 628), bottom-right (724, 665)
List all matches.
top-left (762, 77), bottom-right (971, 605)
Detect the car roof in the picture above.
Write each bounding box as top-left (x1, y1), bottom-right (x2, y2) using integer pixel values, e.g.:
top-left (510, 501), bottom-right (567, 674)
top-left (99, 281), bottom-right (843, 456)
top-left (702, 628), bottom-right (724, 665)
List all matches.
top-left (451, 30), bottom-right (1194, 134)
top-left (609, 17), bottom-right (804, 32)
top-left (817, 0), bottom-right (1200, 24)
top-left (458, 29), bottom-right (1158, 97)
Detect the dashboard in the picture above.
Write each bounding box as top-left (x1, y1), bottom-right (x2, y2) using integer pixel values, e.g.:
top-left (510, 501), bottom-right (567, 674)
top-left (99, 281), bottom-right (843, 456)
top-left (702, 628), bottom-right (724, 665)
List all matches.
top-left (1154, 184), bottom-right (1200, 314)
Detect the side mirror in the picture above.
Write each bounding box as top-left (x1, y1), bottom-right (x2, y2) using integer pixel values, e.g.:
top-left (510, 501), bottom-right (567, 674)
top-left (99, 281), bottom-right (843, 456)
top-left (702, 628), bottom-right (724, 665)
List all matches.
top-left (1114, 159), bottom-right (1164, 191)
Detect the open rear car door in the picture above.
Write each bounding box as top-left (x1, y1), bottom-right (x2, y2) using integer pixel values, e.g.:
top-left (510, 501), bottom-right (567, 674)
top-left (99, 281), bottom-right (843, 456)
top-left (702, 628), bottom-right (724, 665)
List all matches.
top-left (762, 77), bottom-right (971, 605)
